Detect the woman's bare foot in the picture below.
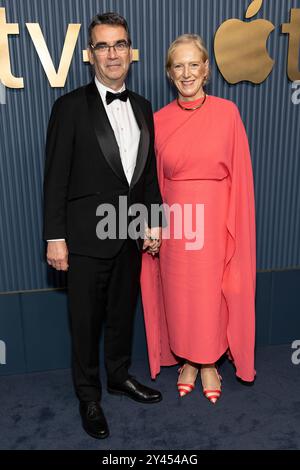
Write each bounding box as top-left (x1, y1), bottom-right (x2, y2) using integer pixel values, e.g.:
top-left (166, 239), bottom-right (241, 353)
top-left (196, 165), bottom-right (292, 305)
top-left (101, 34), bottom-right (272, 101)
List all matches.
top-left (200, 364), bottom-right (221, 392)
top-left (178, 362), bottom-right (199, 384)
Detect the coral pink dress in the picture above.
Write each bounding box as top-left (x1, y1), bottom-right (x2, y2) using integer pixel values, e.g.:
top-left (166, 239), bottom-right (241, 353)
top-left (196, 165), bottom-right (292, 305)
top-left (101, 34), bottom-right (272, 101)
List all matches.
top-left (140, 95), bottom-right (256, 382)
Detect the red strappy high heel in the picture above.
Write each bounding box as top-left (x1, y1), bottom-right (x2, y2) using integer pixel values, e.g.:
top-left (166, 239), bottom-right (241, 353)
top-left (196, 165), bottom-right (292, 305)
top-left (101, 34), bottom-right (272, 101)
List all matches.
top-left (201, 366), bottom-right (222, 404)
top-left (177, 364), bottom-right (197, 397)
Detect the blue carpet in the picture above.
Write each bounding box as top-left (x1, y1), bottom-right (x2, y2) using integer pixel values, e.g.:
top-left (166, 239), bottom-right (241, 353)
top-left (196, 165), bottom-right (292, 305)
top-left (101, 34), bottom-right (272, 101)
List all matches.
top-left (0, 344), bottom-right (299, 450)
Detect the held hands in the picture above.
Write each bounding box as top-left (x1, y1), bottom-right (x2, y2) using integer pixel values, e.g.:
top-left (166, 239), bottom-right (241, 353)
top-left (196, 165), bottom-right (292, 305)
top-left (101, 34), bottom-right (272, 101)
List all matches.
top-left (47, 231), bottom-right (161, 268)
top-left (47, 240), bottom-right (69, 271)
top-left (142, 227), bottom-right (162, 256)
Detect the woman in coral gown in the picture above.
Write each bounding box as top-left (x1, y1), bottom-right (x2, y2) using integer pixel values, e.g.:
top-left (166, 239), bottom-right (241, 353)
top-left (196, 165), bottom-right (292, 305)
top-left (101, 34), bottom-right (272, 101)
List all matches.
top-left (141, 34), bottom-right (256, 404)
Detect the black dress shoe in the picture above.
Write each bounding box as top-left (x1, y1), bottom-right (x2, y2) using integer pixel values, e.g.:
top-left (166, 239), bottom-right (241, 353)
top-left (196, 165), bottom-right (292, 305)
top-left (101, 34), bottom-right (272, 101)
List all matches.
top-left (79, 401), bottom-right (109, 439)
top-left (107, 377), bottom-right (162, 404)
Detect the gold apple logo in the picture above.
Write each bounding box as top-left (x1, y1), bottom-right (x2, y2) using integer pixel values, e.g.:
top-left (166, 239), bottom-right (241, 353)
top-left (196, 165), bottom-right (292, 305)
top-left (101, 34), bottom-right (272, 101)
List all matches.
top-left (214, 0), bottom-right (275, 84)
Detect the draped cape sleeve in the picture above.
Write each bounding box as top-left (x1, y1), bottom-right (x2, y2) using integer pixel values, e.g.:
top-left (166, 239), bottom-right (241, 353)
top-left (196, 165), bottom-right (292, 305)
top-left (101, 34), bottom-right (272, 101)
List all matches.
top-left (140, 103), bottom-right (256, 382)
top-left (222, 105), bottom-right (256, 382)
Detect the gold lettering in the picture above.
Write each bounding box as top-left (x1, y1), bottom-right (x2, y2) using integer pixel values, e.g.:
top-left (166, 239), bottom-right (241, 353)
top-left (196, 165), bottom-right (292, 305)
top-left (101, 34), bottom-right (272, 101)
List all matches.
top-left (26, 23), bottom-right (81, 87)
top-left (282, 9), bottom-right (300, 81)
top-left (0, 7), bottom-right (24, 88)
top-left (1, 4), bottom-right (298, 89)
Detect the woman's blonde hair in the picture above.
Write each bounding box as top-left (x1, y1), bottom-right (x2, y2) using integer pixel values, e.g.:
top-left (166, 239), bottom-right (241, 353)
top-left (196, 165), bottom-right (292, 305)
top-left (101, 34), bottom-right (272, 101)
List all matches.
top-left (166, 34), bottom-right (210, 86)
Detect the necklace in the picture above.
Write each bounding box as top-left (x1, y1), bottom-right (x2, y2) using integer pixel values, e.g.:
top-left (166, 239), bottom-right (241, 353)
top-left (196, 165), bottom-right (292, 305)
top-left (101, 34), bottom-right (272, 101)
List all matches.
top-left (177, 93), bottom-right (207, 111)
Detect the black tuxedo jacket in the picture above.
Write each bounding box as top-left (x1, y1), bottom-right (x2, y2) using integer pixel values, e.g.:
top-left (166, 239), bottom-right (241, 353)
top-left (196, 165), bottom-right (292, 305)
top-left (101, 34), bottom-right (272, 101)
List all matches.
top-left (43, 80), bottom-right (163, 258)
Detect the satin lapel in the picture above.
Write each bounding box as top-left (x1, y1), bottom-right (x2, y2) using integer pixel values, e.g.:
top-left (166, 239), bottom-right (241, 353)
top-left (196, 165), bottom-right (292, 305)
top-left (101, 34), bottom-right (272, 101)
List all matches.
top-left (128, 92), bottom-right (150, 189)
top-left (85, 81), bottom-right (128, 185)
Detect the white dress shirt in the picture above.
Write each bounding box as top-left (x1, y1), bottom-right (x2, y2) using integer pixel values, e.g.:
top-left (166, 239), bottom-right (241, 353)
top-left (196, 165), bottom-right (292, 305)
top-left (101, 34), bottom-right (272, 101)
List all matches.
top-left (48, 77), bottom-right (141, 242)
top-left (95, 77), bottom-right (141, 185)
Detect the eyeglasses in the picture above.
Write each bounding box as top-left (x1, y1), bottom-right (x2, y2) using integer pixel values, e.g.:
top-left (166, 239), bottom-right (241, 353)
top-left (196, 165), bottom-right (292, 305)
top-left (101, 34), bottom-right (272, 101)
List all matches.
top-left (90, 40), bottom-right (130, 55)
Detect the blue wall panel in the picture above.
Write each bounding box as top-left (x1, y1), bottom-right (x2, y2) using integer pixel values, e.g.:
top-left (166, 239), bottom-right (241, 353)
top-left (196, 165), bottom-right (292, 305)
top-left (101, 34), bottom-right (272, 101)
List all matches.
top-left (255, 272), bottom-right (273, 346)
top-left (21, 291), bottom-right (71, 372)
top-left (0, 291), bottom-right (148, 376)
top-left (270, 270), bottom-right (300, 344)
top-left (0, 294), bottom-right (26, 374)
top-left (1, 272), bottom-right (300, 376)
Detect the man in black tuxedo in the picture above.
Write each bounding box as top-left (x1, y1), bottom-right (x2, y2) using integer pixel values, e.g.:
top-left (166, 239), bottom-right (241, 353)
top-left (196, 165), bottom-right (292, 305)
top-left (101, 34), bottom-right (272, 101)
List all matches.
top-left (43, 12), bottom-right (163, 440)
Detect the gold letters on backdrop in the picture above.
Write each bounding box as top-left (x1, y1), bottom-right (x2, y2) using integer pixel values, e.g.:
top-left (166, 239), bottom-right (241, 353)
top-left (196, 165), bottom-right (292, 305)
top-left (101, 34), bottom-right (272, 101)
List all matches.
top-left (282, 9), bottom-right (300, 82)
top-left (26, 23), bottom-right (81, 87)
top-left (0, 7), bottom-right (139, 88)
top-left (0, 7), bottom-right (23, 88)
top-left (0, 2), bottom-right (299, 88)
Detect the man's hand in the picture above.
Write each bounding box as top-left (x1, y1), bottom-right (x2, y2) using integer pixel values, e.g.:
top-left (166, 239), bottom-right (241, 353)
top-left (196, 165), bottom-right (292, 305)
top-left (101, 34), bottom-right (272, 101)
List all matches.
top-left (47, 240), bottom-right (69, 271)
top-left (143, 227), bottom-right (162, 256)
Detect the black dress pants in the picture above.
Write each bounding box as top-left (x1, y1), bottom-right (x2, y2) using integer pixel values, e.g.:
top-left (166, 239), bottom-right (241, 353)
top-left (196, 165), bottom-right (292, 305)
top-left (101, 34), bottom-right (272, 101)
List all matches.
top-left (68, 239), bottom-right (141, 403)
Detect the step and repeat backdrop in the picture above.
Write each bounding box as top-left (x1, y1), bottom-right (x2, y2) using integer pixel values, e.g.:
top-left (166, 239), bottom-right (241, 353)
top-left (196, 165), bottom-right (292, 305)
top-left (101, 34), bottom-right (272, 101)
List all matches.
top-left (0, 0), bottom-right (299, 373)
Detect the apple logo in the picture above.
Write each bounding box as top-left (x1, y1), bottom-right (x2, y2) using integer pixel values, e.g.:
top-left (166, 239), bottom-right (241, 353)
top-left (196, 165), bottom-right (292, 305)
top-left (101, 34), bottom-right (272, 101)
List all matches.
top-left (214, 0), bottom-right (275, 84)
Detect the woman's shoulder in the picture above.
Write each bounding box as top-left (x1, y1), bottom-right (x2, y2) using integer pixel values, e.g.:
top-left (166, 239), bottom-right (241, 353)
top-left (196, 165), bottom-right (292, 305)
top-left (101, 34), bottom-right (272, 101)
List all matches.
top-left (154, 100), bottom-right (177, 122)
top-left (208, 94), bottom-right (239, 115)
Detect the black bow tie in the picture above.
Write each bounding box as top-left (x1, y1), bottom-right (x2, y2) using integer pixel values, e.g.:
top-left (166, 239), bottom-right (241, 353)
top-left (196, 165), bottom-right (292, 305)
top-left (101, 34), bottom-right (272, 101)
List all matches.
top-left (106, 89), bottom-right (129, 105)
